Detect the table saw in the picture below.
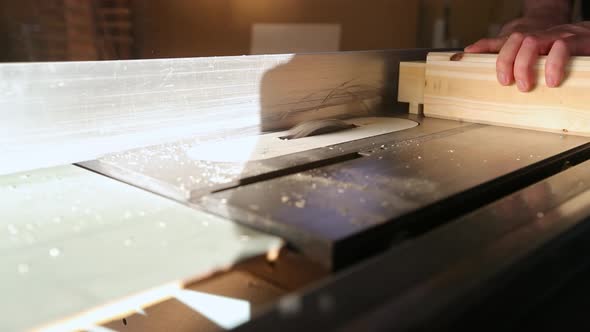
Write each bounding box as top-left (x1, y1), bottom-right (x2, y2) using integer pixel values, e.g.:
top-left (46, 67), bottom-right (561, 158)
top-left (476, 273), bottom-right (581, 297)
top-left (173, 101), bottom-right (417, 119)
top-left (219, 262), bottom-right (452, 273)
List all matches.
top-left (4, 48), bottom-right (590, 331)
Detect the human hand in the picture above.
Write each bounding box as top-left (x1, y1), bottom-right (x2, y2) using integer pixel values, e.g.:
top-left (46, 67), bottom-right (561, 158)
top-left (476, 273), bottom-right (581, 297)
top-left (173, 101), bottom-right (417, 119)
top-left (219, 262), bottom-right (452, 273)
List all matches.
top-left (465, 22), bottom-right (590, 92)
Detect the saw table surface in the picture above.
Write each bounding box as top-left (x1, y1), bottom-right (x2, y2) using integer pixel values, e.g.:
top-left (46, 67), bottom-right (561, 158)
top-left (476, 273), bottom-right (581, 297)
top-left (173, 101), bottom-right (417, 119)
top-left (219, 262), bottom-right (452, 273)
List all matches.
top-left (81, 117), bottom-right (418, 202)
top-left (82, 114), bottom-right (590, 269)
top-left (201, 116), bottom-right (590, 268)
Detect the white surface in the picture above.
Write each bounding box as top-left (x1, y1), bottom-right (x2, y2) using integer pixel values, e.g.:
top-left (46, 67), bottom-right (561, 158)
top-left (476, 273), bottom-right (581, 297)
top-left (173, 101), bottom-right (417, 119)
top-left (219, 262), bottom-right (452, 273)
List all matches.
top-left (0, 166), bottom-right (281, 331)
top-left (251, 23), bottom-right (341, 55)
top-left (0, 51), bottom-right (389, 175)
top-left (186, 117), bottom-right (419, 163)
top-left (44, 285), bottom-right (250, 332)
top-left (174, 289), bottom-right (250, 330)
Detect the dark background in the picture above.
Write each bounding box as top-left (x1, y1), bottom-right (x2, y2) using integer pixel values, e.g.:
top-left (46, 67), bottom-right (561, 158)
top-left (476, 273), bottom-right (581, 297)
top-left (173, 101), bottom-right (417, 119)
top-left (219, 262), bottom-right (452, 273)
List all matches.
top-left (0, 0), bottom-right (525, 62)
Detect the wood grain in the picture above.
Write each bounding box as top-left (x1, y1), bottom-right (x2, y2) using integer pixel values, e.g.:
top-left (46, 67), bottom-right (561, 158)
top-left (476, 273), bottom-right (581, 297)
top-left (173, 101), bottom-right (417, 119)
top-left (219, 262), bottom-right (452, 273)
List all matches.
top-left (400, 52), bottom-right (590, 136)
top-left (398, 61), bottom-right (426, 115)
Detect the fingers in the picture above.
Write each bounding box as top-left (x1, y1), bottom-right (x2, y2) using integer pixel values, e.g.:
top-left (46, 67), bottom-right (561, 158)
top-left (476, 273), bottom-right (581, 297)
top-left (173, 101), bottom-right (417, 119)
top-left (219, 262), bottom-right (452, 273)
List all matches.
top-left (465, 37), bottom-right (506, 53)
top-left (545, 39), bottom-right (570, 87)
top-left (513, 36), bottom-right (546, 92)
top-left (467, 24), bottom-right (590, 91)
top-left (496, 33), bottom-right (525, 85)
top-left (495, 33), bottom-right (552, 89)
top-left (545, 35), bottom-right (590, 87)
top-left (470, 32), bottom-right (544, 90)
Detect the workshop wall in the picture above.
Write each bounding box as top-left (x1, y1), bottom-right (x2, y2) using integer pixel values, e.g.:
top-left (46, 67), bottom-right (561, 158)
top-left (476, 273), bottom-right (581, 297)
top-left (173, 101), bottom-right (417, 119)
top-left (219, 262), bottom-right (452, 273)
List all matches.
top-left (0, 0), bottom-right (39, 61)
top-left (132, 0), bottom-right (420, 58)
top-left (419, 0), bottom-right (523, 48)
top-left (0, 0), bottom-right (538, 61)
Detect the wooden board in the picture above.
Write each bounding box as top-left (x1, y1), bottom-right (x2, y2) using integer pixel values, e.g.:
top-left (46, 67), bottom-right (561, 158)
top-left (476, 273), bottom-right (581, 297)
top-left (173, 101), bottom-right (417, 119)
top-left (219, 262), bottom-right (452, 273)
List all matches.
top-left (398, 61), bottom-right (425, 115)
top-left (0, 165), bottom-right (282, 331)
top-left (398, 52), bottom-right (590, 136)
top-left (0, 49), bottom-right (430, 176)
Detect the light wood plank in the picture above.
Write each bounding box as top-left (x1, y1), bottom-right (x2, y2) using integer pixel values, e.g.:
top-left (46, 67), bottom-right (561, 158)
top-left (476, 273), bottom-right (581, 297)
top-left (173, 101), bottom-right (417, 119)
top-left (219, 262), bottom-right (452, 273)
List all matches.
top-left (398, 61), bottom-right (425, 115)
top-left (422, 52), bottom-right (590, 136)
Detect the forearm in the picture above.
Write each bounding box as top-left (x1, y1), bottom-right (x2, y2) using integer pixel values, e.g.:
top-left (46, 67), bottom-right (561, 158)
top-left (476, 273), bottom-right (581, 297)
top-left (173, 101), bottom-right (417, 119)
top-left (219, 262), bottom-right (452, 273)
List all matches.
top-left (498, 0), bottom-right (572, 36)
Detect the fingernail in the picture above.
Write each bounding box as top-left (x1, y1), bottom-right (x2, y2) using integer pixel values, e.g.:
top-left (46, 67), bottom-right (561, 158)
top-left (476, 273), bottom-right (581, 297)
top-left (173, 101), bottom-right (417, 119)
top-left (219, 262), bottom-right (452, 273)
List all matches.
top-left (547, 77), bottom-right (557, 88)
top-left (498, 72), bottom-right (508, 85)
top-left (464, 44), bottom-right (473, 51)
top-left (516, 80), bottom-right (527, 91)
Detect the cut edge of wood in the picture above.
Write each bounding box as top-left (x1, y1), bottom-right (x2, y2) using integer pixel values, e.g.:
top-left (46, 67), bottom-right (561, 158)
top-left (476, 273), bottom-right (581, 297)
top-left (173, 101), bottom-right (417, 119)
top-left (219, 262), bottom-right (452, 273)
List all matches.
top-left (422, 51), bottom-right (590, 137)
top-left (398, 61), bottom-right (426, 114)
top-left (422, 109), bottom-right (588, 137)
top-left (427, 51), bottom-right (590, 68)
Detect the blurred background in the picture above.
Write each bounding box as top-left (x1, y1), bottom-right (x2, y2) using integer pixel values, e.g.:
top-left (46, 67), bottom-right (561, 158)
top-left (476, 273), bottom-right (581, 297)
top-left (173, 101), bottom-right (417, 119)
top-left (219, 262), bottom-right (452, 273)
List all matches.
top-left (0, 0), bottom-right (546, 62)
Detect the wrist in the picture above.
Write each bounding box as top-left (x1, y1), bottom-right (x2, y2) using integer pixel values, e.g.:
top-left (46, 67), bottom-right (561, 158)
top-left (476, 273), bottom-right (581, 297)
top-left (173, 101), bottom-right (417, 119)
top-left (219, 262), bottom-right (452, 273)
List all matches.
top-left (524, 14), bottom-right (569, 27)
top-left (524, 5), bottom-right (570, 25)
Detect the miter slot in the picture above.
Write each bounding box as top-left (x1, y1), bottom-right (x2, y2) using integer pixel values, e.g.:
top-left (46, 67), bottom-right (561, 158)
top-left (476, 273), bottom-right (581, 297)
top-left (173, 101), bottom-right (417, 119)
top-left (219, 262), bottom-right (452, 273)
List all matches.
top-left (80, 116), bottom-right (424, 203)
top-left (210, 152), bottom-right (363, 194)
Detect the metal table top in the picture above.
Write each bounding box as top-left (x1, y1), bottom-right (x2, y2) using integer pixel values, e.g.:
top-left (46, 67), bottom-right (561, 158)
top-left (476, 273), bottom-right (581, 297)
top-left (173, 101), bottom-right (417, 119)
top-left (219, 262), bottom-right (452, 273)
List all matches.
top-left (199, 116), bottom-right (590, 269)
